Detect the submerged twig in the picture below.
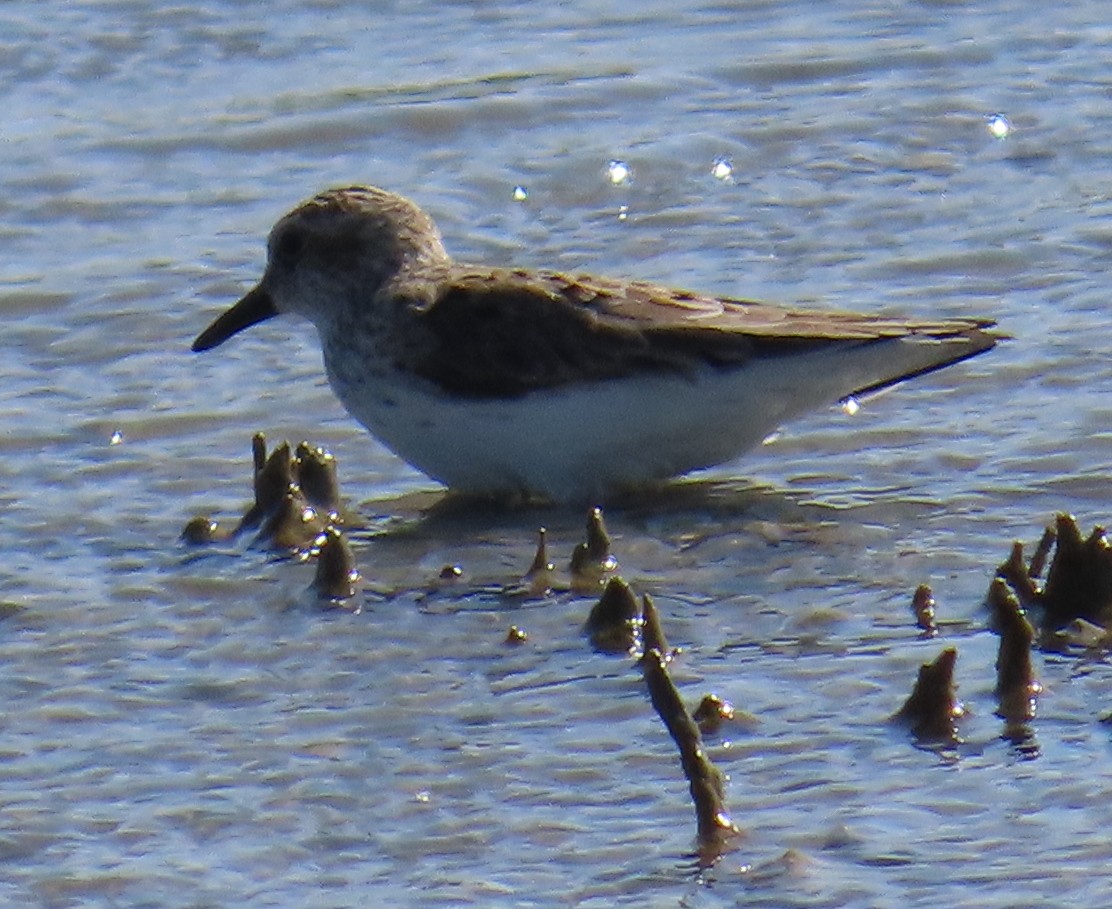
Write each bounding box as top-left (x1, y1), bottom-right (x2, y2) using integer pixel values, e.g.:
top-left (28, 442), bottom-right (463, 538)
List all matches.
top-left (524, 527), bottom-right (555, 596)
top-left (642, 648), bottom-right (741, 863)
top-left (892, 647), bottom-right (964, 745)
top-left (988, 578), bottom-right (1040, 724)
top-left (312, 526), bottom-right (361, 603)
top-left (1041, 515), bottom-right (1112, 630)
top-left (584, 577), bottom-right (643, 655)
top-left (911, 584), bottom-right (938, 637)
top-left (570, 507), bottom-right (618, 591)
top-left (692, 695), bottom-right (736, 737)
top-left (641, 593), bottom-right (672, 659)
top-left (295, 441), bottom-right (343, 522)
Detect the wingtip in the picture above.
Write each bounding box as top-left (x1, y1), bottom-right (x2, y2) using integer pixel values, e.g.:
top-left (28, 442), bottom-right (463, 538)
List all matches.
top-left (845, 324), bottom-right (1004, 401)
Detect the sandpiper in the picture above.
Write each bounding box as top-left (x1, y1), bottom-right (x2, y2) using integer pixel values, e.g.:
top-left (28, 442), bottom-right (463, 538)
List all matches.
top-left (193, 185), bottom-right (1000, 502)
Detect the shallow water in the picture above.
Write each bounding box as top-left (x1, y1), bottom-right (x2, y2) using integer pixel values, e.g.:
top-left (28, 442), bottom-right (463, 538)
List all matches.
top-left (4, 0), bottom-right (1112, 905)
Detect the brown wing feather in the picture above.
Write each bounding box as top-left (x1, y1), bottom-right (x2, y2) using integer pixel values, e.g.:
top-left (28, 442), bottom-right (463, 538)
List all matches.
top-left (413, 267), bottom-right (999, 398)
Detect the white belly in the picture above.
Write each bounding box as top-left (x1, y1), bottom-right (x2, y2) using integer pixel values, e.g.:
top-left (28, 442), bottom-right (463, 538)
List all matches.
top-left (323, 336), bottom-right (959, 502)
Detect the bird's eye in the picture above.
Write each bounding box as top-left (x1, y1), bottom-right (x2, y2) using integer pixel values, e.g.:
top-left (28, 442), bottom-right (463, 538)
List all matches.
top-left (274, 228), bottom-right (305, 263)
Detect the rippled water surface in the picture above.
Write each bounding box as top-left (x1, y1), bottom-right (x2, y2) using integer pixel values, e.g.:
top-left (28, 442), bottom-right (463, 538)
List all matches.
top-left (5, 1), bottom-right (1112, 905)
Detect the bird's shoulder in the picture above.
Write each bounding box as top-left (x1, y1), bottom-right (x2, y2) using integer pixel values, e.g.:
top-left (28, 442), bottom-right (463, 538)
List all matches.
top-left (407, 267), bottom-right (762, 397)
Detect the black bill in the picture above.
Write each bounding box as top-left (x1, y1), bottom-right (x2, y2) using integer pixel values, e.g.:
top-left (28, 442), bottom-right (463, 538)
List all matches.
top-left (192, 283), bottom-right (277, 352)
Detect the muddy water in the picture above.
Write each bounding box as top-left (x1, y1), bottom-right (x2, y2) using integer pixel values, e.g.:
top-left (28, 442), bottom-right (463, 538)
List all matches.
top-left (4, 1), bottom-right (1112, 905)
